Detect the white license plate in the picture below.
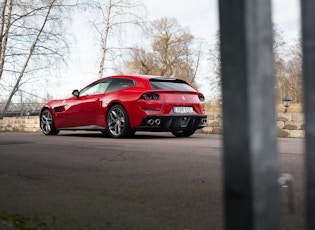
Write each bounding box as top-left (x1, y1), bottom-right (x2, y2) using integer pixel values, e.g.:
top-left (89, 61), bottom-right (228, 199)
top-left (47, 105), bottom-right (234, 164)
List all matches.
top-left (173, 106), bottom-right (194, 114)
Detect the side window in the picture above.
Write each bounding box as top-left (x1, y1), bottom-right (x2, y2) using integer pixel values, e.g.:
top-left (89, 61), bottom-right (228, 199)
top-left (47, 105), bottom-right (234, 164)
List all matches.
top-left (105, 78), bottom-right (135, 92)
top-left (97, 81), bottom-right (110, 93)
top-left (80, 80), bottom-right (110, 96)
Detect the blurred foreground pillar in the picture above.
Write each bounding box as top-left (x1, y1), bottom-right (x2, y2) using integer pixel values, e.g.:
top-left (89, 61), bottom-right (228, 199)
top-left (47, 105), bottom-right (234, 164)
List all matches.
top-left (218, 1), bottom-right (280, 230)
top-left (301, 1), bottom-right (315, 230)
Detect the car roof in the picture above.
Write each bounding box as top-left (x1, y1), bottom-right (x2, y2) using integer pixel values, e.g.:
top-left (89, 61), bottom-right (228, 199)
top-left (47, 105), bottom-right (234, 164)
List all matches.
top-left (101, 74), bottom-right (175, 81)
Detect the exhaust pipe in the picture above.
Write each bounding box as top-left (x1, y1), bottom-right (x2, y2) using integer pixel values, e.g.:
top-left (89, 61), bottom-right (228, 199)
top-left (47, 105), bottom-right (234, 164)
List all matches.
top-left (147, 119), bottom-right (155, 126)
top-left (155, 119), bottom-right (161, 125)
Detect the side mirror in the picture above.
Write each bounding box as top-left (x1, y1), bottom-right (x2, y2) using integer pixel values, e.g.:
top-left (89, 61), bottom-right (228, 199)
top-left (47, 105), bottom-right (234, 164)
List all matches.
top-left (72, 89), bottom-right (80, 97)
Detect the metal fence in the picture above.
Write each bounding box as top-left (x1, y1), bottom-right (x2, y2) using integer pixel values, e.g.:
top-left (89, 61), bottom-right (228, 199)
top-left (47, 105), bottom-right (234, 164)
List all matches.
top-left (0, 102), bottom-right (44, 117)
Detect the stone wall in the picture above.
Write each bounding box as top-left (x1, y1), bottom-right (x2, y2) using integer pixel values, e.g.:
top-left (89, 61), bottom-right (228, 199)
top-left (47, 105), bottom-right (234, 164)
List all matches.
top-left (0, 113), bottom-right (305, 138)
top-left (0, 116), bottom-right (40, 132)
top-left (276, 113), bottom-right (304, 138)
top-left (201, 112), bottom-right (305, 138)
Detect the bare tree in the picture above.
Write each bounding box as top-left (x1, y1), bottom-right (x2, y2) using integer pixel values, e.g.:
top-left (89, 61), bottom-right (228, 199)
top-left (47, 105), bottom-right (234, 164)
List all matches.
top-left (0, 0), bottom-right (78, 118)
top-left (0, 0), bottom-right (12, 81)
top-left (208, 26), bottom-right (302, 102)
top-left (125, 17), bottom-right (205, 85)
top-left (87, 0), bottom-right (146, 78)
top-left (274, 27), bottom-right (303, 104)
top-left (276, 41), bottom-right (303, 104)
top-left (98, 0), bottom-right (112, 78)
top-left (207, 31), bottom-right (221, 98)
top-left (126, 47), bottom-right (159, 75)
top-left (150, 18), bottom-right (195, 81)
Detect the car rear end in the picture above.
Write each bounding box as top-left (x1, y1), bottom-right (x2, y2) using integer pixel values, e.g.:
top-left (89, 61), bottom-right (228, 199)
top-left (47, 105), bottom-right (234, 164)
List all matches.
top-left (134, 77), bottom-right (207, 134)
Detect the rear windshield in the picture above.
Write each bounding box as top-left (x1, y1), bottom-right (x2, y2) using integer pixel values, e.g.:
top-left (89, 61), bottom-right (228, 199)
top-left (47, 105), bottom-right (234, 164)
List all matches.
top-left (149, 78), bottom-right (195, 91)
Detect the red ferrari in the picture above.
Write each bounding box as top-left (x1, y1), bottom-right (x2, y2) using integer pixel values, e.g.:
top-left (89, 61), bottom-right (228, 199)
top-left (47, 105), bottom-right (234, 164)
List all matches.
top-left (40, 75), bottom-right (207, 138)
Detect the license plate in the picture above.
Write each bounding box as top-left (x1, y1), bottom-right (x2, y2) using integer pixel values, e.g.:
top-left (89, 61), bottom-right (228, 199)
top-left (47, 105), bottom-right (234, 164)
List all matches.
top-left (173, 106), bottom-right (193, 114)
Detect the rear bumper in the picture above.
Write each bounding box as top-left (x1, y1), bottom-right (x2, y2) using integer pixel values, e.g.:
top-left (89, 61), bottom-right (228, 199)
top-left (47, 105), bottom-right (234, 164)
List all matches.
top-left (135, 115), bottom-right (207, 132)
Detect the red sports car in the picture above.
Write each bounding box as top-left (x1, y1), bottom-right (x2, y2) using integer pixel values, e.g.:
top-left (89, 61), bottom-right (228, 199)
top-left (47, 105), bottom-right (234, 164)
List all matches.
top-left (40, 75), bottom-right (207, 138)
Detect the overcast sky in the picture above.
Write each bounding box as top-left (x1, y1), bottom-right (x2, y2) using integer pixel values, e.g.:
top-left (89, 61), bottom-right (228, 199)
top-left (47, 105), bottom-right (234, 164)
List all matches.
top-left (144, 0), bottom-right (300, 43)
top-left (51, 0), bottom-right (301, 100)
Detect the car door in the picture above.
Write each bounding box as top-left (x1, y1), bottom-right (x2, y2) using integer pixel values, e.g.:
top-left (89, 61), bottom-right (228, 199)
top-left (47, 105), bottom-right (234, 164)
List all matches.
top-left (58, 80), bottom-right (110, 128)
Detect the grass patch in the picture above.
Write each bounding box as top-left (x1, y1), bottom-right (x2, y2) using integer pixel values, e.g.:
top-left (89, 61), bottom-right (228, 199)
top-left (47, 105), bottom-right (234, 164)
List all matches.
top-left (0, 213), bottom-right (47, 230)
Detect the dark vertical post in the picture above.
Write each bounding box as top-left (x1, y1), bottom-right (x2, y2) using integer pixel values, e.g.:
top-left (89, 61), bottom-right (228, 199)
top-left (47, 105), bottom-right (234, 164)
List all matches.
top-left (219, 0), bottom-right (280, 230)
top-left (301, 1), bottom-right (315, 229)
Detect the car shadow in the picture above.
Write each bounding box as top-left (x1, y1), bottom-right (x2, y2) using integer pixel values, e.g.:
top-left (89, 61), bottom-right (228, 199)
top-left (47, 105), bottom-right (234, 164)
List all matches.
top-left (59, 131), bottom-right (176, 139)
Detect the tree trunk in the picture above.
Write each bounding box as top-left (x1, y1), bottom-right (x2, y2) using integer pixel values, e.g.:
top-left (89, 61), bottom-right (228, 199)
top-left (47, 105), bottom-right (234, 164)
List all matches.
top-left (98, 0), bottom-right (112, 79)
top-left (0, 0), bottom-right (12, 81)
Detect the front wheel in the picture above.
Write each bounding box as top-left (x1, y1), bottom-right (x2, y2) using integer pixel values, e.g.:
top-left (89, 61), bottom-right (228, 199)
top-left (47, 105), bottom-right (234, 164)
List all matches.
top-left (107, 104), bottom-right (133, 138)
top-left (40, 109), bottom-right (59, 135)
top-left (171, 129), bottom-right (195, 138)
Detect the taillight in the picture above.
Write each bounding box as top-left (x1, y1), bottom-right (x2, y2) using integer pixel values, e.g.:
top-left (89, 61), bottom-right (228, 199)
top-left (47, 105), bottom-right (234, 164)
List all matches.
top-left (152, 93), bottom-right (160, 100)
top-left (143, 93), bottom-right (152, 100)
top-left (198, 93), bottom-right (205, 102)
top-left (141, 92), bottom-right (160, 100)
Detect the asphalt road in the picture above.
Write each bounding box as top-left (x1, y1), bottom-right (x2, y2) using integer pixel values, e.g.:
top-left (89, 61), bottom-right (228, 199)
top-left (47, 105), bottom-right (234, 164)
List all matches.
top-left (0, 132), bottom-right (305, 230)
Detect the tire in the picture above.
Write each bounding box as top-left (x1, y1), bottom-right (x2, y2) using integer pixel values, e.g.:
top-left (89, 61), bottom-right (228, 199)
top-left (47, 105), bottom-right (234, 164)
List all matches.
top-left (171, 129), bottom-right (195, 137)
top-left (40, 109), bottom-right (59, 135)
top-left (106, 104), bottom-right (133, 138)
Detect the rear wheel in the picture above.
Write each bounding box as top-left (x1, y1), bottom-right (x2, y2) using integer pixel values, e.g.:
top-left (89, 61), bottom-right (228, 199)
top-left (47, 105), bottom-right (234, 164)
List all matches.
top-left (107, 104), bottom-right (133, 138)
top-left (40, 109), bottom-right (59, 135)
top-left (171, 129), bottom-right (195, 137)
